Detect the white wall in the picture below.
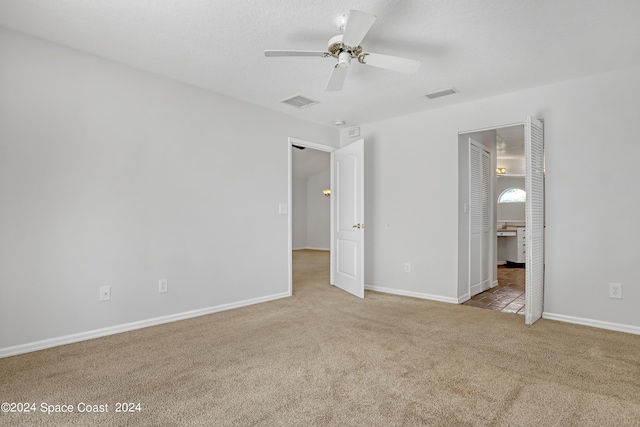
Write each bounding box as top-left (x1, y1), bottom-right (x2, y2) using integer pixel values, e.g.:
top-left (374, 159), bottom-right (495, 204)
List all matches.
top-left (344, 64), bottom-right (640, 332)
top-left (291, 168), bottom-right (330, 251)
top-left (306, 168), bottom-right (330, 250)
top-left (292, 177), bottom-right (308, 249)
top-left (0, 28), bottom-right (338, 352)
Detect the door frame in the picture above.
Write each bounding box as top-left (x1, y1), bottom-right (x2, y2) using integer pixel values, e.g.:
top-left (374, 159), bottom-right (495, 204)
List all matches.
top-left (457, 122), bottom-right (522, 301)
top-left (457, 120), bottom-right (545, 320)
top-left (287, 137), bottom-right (337, 296)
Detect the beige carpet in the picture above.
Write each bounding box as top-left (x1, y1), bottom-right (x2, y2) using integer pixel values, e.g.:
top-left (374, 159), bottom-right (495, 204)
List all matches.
top-left (1, 249), bottom-right (639, 426)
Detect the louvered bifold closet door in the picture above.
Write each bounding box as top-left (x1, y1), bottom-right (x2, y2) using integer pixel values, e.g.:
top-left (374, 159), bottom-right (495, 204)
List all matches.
top-left (470, 144), bottom-right (482, 235)
top-left (525, 116), bottom-right (545, 325)
top-left (481, 148), bottom-right (490, 289)
top-left (469, 141), bottom-right (490, 296)
top-left (469, 144), bottom-right (482, 296)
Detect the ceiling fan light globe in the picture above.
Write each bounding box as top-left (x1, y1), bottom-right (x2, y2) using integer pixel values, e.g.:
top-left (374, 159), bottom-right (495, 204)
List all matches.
top-left (337, 51), bottom-right (351, 68)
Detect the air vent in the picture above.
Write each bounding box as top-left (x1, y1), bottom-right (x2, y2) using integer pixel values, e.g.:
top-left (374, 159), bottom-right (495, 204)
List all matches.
top-left (281, 95), bottom-right (319, 109)
top-left (425, 87), bottom-right (458, 99)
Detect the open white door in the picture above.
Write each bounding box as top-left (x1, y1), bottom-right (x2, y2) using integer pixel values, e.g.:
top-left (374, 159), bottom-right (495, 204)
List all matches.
top-left (524, 116), bottom-right (545, 325)
top-left (331, 139), bottom-right (364, 298)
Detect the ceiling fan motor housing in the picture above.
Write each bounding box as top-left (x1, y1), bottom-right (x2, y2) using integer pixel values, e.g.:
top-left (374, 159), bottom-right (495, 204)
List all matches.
top-left (327, 34), bottom-right (363, 64)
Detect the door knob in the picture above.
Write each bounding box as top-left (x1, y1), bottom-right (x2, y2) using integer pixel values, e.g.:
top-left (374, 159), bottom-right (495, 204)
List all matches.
top-left (352, 223), bottom-right (366, 229)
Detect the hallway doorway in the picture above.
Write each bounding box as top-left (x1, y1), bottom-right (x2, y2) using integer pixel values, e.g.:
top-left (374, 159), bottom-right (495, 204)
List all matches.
top-left (288, 137), bottom-right (334, 296)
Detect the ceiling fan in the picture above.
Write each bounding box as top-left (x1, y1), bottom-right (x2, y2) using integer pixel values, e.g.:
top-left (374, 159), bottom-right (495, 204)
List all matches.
top-left (264, 10), bottom-right (421, 91)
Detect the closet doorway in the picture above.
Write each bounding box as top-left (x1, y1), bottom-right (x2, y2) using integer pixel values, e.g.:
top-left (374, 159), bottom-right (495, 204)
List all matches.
top-left (458, 117), bottom-right (545, 325)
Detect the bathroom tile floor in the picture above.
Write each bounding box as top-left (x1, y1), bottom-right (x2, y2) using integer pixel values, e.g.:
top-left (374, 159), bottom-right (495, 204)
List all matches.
top-left (462, 266), bottom-right (526, 314)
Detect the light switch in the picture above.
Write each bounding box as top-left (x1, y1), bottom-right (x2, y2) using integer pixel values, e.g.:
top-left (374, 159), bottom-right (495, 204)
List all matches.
top-left (279, 203), bottom-right (288, 214)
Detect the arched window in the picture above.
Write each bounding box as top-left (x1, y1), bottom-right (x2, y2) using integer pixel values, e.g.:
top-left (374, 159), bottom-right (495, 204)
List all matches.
top-left (498, 188), bottom-right (526, 203)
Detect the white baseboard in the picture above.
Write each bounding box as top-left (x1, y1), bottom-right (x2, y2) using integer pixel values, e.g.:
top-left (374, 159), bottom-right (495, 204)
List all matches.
top-left (542, 312), bottom-right (640, 336)
top-left (458, 292), bottom-right (471, 304)
top-left (365, 285), bottom-right (459, 304)
top-left (0, 292), bottom-right (290, 359)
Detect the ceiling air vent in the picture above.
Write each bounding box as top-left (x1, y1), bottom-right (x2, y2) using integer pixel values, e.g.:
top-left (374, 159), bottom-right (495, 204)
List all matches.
top-left (281, 95), bottom-right (319, 109)
top-left (425, 87), bottom-right (458, 99)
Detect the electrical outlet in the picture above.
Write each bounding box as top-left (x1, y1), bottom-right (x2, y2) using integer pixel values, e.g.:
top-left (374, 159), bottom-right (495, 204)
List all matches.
top-left (159, 279), bottom-right (168, 293)
top-left (404, 263), bottom-right (411, 273)
top-left (609, 283), bottom-right (622, 299)
top-left (99, 285), bottom-right (111, 301)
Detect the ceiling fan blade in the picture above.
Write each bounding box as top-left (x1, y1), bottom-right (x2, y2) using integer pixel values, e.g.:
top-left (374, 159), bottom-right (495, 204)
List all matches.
top-left (342, 10), bottom-right (376, 47)
top-left (264, 50), bottom-right (328, 57)
top-left (360, 52), bottom-right (421, 74)
top-left (325, 64), bottom-right (349, 91)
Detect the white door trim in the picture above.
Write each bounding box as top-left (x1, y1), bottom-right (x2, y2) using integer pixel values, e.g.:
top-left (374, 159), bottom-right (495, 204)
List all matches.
top-left (459, 122), bottom-right (524, 134)
top-left (287, 137), bottom-right (337, 296)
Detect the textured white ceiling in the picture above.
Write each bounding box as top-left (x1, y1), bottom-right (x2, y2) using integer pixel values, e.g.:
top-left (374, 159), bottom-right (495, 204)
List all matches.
top-left (1, 0), bottom-right (640, 127)
top-left (496, 126), bottom-right (524, 160)
top-left (463, 125), bottom-right (524, 175)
